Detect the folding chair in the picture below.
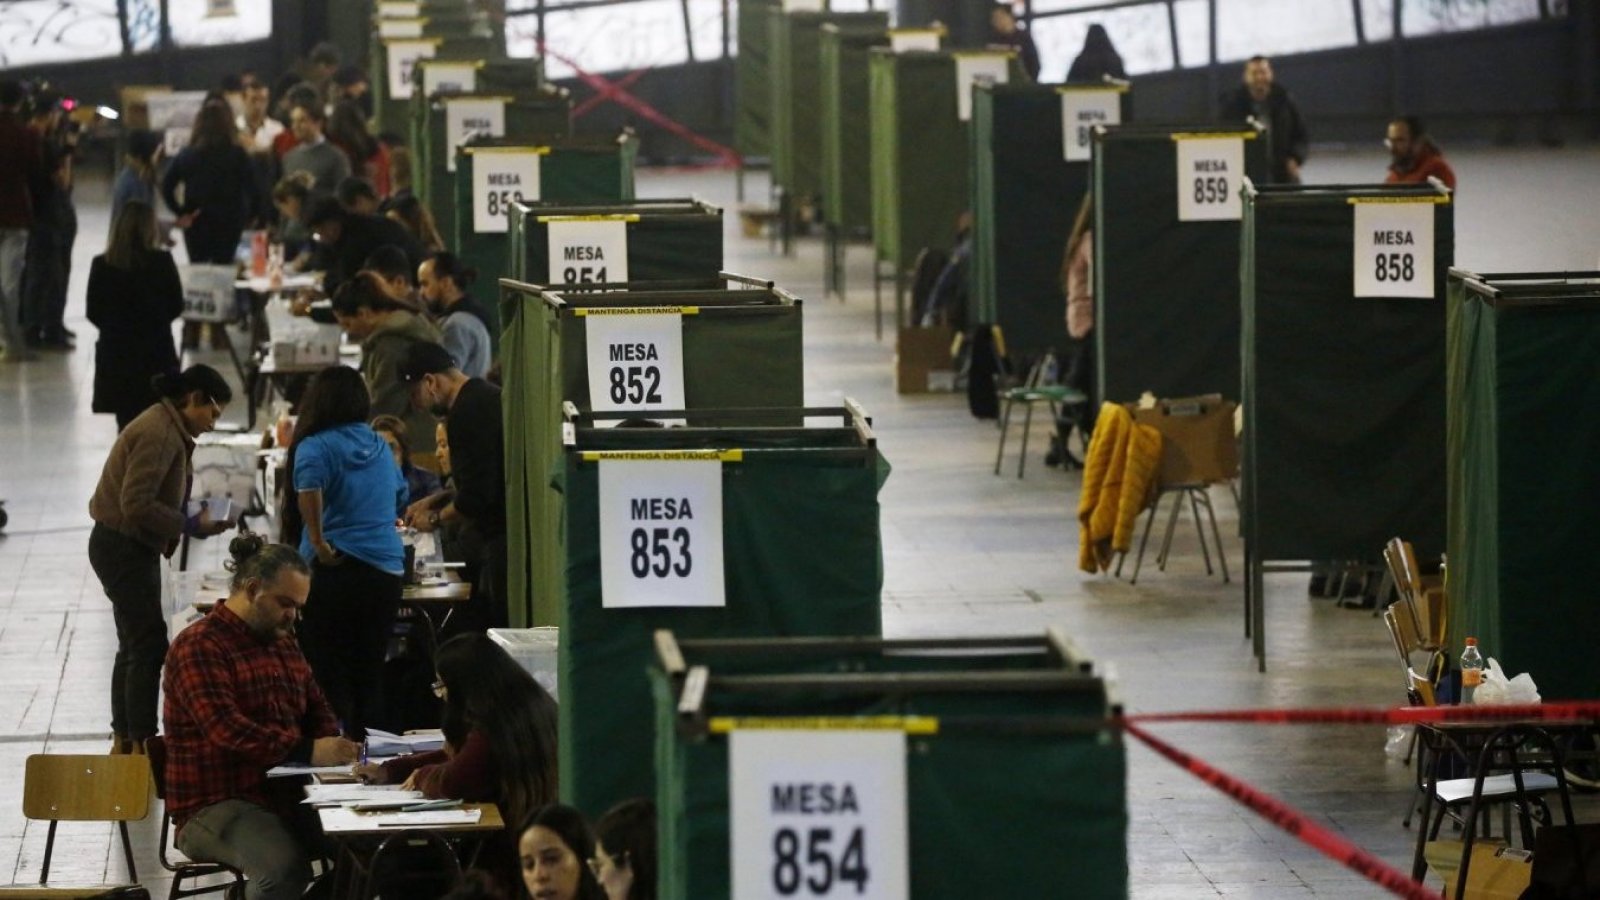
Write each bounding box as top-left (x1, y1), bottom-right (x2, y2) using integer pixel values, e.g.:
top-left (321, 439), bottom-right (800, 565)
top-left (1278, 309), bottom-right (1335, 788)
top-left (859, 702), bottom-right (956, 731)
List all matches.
top-left (1115, 396), bottom-right (1238, 584)
top-left (145, 737), bottom-right (244, 900)
top-left (21, 755), bottom-right (151, 885)
top-left (1383, 537), bottom-right (1446, 651)
top-left (993, 351), bottom-right (1087, 478)
top-left (363, 831), bottom-right (462, 899)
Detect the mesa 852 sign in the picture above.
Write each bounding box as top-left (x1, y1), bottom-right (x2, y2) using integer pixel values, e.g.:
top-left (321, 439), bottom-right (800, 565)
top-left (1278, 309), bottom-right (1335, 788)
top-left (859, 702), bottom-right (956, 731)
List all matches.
top-left (596, 455), bottom-right (725, 609)
top-left (730, 729), bottom-right (910, 899)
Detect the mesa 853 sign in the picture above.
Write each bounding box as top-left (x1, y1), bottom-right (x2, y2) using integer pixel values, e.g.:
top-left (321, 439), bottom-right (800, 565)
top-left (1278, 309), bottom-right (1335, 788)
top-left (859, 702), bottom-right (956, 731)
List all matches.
top-left (596, 455), bottom-right (725, 609)
top-left (730, 729), bottom-right (910, 899)
top-left (471, 149), bottom-right (542, 234)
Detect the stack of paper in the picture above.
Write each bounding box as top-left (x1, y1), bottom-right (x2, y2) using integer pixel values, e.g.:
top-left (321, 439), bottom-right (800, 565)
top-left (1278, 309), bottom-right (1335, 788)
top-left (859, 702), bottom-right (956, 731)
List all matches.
top-left (365, 728), bottom-right (446, 757)
top-left (303, 785), bottom-right (423, 806)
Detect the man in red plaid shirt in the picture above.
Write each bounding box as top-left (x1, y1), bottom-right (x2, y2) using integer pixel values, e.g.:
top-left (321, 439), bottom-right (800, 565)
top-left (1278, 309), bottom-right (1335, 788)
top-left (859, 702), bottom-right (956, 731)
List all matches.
top-left (163, 538), bottom-right (360, 900)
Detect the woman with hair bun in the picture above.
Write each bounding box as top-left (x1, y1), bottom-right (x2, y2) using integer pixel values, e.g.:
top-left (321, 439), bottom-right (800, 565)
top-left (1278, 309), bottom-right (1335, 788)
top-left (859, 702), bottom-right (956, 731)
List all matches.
top-left (88, 364), bottom-right (235, 754)
top-left (418, 252), bottom-right (491, 379)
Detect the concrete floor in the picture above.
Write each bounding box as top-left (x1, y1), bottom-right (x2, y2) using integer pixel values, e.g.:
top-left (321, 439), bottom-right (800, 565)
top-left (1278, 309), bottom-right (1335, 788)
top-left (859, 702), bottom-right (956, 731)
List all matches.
top-left (1, 142), bottom-right (1597, 897)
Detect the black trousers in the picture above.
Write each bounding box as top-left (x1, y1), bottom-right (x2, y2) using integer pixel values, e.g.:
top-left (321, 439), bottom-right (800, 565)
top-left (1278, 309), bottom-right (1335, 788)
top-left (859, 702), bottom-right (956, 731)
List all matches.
top-left (87, 523), bottom-right (167, 740)
top-left (297, 555), bottom-right (401, 741)
top-left (21, 198), bottom-right (74, 340)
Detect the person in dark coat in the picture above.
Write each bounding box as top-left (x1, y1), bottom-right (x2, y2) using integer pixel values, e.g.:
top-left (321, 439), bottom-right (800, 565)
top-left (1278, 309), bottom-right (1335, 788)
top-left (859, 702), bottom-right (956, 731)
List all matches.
top-left (87, 201), bottom-right (184, 430)
top-left (987, 4), bottom-right (1041, 82)
top-left (161, 101), bottom-right (262, 264)
top-left (1067, 23), bottom-right (1127, 83)
top-left (1220, 55), bottom-right (1310, 184)
top-left (305, 197), bottom-right (425, 299)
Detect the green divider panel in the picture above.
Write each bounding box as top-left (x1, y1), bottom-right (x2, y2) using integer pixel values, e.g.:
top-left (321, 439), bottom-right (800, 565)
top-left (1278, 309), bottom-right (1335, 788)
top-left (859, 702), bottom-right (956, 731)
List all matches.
top-left (770, 10), bottom-right (888, 206)
top-left (498, 278), bottom-right (803, 634)
top-left (969, 82), bottom-right (1129, 356)
top-left (454, 135), bottom-right (638, 339)
top-left (652, 634), bottom-right (1124, 899)
top-left (372, 25), bottom-right (495, 134)
top-left (562, 428), bottom-right (888, 822)
top-left (508, 199), bottom-right (723, 285)
top-left (1446, 271), bottom-right (1600, 701)
top-left (735, 0), bottom-right (778, 159)
top-left (1092, 123), bottom-right (1268, 402)
top-left (819, 23), bottom-right (888, 232)
top-left (869, 50), bottom-right (1021, 278)
top-left (1240, 184), bottom-right (1452, 563)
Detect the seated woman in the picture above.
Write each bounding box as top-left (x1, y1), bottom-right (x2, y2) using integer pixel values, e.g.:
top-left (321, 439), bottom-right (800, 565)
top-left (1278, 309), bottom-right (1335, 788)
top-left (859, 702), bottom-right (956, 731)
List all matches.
top-left (519, 805), bottom-right (607, 900)
top-left (356, 632), bottom-right (559, 896)
top-left (592, 799), bottom-right (656, 900)
top-left (371, 414), bottom-right (441, 508)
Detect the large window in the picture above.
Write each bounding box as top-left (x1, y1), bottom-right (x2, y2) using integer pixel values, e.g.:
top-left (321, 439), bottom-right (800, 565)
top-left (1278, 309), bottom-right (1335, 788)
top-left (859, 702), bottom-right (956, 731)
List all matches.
top-left (507, 0), bottom-right (728, 77)
top-left (168, 0), bottom-right (273, 48)
top-left (0, 0), bottom-right (122, 68)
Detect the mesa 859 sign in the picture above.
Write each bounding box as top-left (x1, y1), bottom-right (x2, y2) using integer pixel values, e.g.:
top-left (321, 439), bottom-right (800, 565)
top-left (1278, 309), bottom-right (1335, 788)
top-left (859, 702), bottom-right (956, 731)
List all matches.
top-left (730, 729), bottom-right (910, 900)
top-left (596, 455), bottom-right (725, 609)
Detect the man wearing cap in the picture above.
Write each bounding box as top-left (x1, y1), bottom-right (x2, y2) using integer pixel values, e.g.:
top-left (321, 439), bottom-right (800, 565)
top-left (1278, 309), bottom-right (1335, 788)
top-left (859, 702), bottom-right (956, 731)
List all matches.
top-left (399, 342), bottom-right (507, 630)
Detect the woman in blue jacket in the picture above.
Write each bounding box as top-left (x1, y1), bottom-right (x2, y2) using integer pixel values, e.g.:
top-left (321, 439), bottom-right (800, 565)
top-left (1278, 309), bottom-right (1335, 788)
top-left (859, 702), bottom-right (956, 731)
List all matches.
top-left (281, 365), bottom-right (407, 740)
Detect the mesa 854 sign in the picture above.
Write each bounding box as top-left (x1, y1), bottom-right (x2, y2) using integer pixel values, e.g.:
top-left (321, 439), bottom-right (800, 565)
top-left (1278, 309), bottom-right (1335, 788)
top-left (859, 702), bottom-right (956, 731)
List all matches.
top-left (730, 729), bottom-right (910, 899)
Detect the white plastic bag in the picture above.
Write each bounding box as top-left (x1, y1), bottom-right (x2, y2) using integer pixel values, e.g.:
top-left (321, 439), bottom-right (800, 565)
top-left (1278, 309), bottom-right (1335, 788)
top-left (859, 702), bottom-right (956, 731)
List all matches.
top-left (1473, 657), bottom-right (1540, 705)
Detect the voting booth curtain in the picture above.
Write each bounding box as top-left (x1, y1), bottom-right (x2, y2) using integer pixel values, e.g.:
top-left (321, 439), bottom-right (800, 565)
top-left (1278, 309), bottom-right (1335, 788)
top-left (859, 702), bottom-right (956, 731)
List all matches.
top-left (868, 50), bottom-right (966, 273)
top-left (372, 30), bottom-right (496, 134)
top-left (651, 633), bottom-right (1125, 899)
top-left (452, 135), bottom-right (639, 333)
top-left (969, 83), bottom-right (1128, 357)
top-left (498, 278), bottom-right (804, 632)
top-left (770, 11), bottom-right (888, 206)
top-left (507, 199), bottom-right (724, 285)
top-left (559, 415), bottom-right (888, 820)
top-left (820, 24), bottom-right (888, 233)
top-left (1446, 271), bottom-right (1600, 702)
top-left (1091, 124), bottom-right (1268, 403)
top-left (735, 0), bottom-right (777, 159)
top-left (1241, 184), bottom-right (1451, 562)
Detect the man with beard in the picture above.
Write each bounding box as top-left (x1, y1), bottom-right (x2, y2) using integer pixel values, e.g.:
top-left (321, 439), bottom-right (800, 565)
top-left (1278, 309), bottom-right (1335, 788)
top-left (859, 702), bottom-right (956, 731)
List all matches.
top-left (399, 342), bottom-right (506, 629)
top-left (162, 535), bottom-right (360, 900)
top-left (417, 252), bottom-right (491, 379)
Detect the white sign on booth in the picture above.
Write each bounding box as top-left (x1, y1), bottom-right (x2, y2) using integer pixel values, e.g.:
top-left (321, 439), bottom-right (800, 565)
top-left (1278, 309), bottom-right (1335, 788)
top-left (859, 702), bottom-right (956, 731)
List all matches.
top-left (423, 62), bottom-right (479, 97)
top-left (471, 150), bottom-right (542, 233)
top-left (1352, 201), bottom-right (1436, 299)
top-left (730, 729), bottom-right (910, 900)
top-left (1061, 89), bottom-right (1121, 162)
top-left (545, 218), bottom-right (630, 285)
top-left (445, 98), bottom-right (506, 172)
top-left (377, 1), bottom-right (421, 17)
top-left (953, 54), bottom-right (1010, 122)
top-left (145, 91), bottom-right (207, 158)
top-left (379, 18), bottom-right (424, 39)
top-left (582, 310), bottom-right (688, 420)
top-left (1174, 136), bottom-right (1245, 222)
top-left (888, 29), bottom-right (941, 53)
top-left (597, 457), bottom-right (725, 608)
top-left (387, 40), bottom-right (437, 100)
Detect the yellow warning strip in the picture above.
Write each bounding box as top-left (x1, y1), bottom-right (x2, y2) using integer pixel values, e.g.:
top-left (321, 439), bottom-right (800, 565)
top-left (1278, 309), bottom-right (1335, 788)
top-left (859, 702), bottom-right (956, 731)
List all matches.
top-left (582, 449), bottom-right (743, 462)
top-left (1056, 84), bottom-right (1129, 94)
top-left (463, 145), bottom-right (552, 155)
top-left (1171, 131), bottom-right (1258, 141)
top-left (709, 716), bottom-right (940, 735)
top-left (537, 214), bottom-right (642, 223)
top-left (1347, 195), bottom-right (1451, 205)
top-left (574, 306), bottom-right (700, 316)
top-left (446, 95), bottom-right (514, 103)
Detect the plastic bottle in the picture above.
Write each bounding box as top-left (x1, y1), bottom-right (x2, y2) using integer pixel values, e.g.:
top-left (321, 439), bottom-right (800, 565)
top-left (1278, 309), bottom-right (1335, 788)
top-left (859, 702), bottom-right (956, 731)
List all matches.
top-left (1460, 637), bottom-right (1484, 704)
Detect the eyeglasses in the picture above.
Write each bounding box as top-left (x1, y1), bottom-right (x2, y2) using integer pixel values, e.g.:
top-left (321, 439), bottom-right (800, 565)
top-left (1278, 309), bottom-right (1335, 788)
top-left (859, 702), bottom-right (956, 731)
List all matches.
top-left (431, 678), bottom-right (447, 698)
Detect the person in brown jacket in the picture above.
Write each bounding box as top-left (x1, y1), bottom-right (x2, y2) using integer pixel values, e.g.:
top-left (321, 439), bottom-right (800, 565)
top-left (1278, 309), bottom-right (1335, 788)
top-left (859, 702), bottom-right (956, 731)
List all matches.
top-left (88, 364), bottom-right (235, 753)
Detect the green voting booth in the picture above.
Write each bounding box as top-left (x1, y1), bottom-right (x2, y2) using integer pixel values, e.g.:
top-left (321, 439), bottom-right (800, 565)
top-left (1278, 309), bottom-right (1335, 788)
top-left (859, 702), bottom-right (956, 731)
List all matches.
top-left (507, 199), bottom-right (724, 286)
top-left (969, 80), bottom-right (1129, 357)
top-left (769, 9), bottom-right (888, 234)
top-left (1447, 270), bottom-right (1600, 701)
top-left (819, 21), bottom-right (888, 297)
top-left (498, 275), bottom-right (806, 633)
top-left (558, 405), bottom-right (888, 823)
top-left (651, 629), bottom-right (1125, 899)
top-left (1092, 123), bottom-right (1268, 404)
top-left (371, 25), bottom-right (495, 134)
top-left (869, 49), bottom-right (1018, 335)
top-left (1240, 181), bottom-right (1453, 669)
top-left (453, 134), bottom-right (639, 329)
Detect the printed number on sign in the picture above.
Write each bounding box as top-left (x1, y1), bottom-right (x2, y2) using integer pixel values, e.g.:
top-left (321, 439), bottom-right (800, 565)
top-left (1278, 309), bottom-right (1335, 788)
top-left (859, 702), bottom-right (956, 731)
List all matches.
top-left (607, 365), bottom-right (663, 405)
top-left (772, 827), bottom-right (869, 896)
top-left (1193, 176), bottom-right (1229, 205)
top-left (629, 527), bottom-right (691, 578)
top-left (563, 267), bottom-right (608, 284)
top-left (486, 190), bottom-right (523, 217)
top-left (1374, 253), bottom-right (1415, 283)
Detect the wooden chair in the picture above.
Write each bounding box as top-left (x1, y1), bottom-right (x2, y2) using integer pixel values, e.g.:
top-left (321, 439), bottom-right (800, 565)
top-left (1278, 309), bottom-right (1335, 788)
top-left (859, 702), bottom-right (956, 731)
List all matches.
top-left (21, 755), bottom-right (151, 885)
top-left (145, 737), bottom-right (244, 900)
top-left (1383, 537), bottom-right (1446, 651)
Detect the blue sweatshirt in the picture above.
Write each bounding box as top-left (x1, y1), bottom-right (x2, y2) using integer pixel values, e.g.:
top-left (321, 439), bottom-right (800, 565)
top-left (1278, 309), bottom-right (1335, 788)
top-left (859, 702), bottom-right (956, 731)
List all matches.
top-left (293, 423), bottom-right (407, 575)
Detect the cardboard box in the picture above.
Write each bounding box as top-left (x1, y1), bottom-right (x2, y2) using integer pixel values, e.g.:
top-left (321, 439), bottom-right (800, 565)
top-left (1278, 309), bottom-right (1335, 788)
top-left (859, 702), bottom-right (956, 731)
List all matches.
top-left (1426, 840), bottom-right (1533, 900)
top-left (896, 326), bottom-right (957, 394)
top-left (1123, 394), bottom-right (1238, 486)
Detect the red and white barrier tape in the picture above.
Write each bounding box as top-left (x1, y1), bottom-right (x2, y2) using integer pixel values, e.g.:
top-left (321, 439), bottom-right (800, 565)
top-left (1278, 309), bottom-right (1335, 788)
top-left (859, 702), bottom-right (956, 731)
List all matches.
top-left (1126, 701), bottom-right (1600, 727)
